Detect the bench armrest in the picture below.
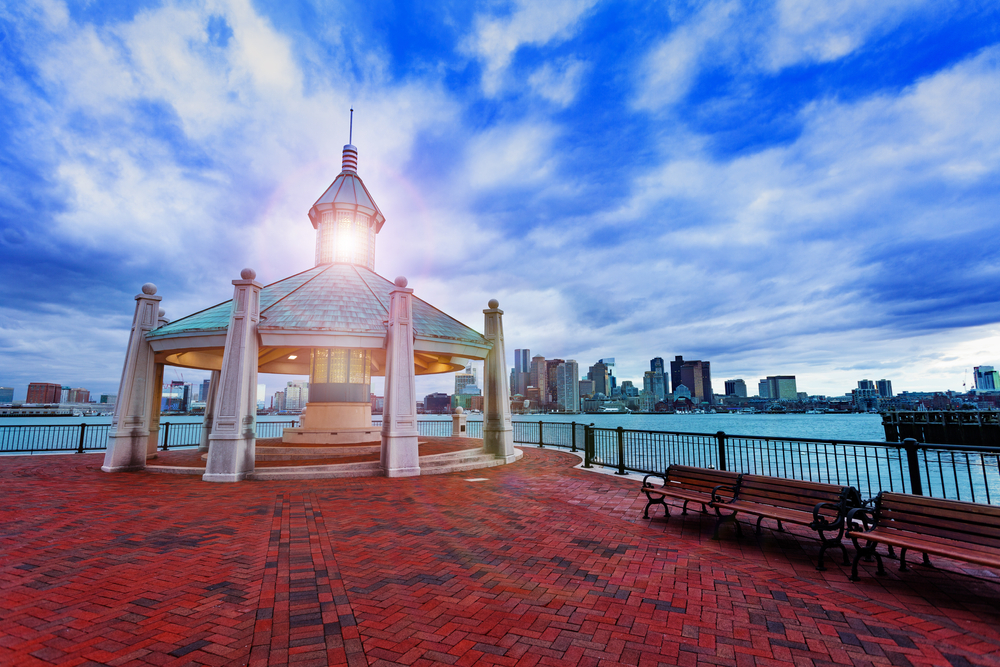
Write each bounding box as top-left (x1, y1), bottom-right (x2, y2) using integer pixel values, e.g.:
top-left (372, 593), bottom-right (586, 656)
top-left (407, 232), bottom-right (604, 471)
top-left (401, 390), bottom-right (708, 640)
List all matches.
top-left (642, 473), bottom-right (666, 489)
top-left (811, 501), bottom-right (846, 530)
top-left (711, 483), bottom-right (737, 504)
top-left (845, 506), bottom-right (875, 533)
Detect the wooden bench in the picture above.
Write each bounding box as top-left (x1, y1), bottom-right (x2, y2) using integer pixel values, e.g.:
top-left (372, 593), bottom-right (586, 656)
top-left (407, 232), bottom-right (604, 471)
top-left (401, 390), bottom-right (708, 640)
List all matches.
top-left (640, 465), bottom-right (740, 520)
top-left (710, 475), bottom-right (863, 570)
top-left (846, 492), bottom-right (1000, 581)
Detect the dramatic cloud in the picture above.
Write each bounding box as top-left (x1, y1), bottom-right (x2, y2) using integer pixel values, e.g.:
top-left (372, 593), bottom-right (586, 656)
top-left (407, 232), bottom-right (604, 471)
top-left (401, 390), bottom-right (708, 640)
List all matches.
top-left (1, 0), bottom-right (998, 402)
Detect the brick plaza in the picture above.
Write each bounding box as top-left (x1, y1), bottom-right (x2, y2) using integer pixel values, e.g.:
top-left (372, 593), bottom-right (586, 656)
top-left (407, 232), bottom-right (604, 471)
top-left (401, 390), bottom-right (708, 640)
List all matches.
top-left (2, 446), bottom-right (999, 666)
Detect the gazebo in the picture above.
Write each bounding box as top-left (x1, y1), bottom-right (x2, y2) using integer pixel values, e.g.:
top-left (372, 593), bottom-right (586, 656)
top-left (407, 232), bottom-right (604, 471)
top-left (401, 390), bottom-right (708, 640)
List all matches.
top-left (101, 141), bottom-right (515, 481)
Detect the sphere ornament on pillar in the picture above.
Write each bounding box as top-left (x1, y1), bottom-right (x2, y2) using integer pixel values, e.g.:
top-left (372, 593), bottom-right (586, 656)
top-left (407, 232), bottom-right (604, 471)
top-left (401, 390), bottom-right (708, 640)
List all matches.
top-left (158, 308), bottom-right (166, 318)
top-left (394, 276), bottom-right (408, 288)
top-left (142, 283), bottom-right (157, 295)
top-left (455, 406), bottom-right (464, 414)
top-left (240, 268), bottom-right (256, 280)
top-left (488, 298), bottom-right (499, 309)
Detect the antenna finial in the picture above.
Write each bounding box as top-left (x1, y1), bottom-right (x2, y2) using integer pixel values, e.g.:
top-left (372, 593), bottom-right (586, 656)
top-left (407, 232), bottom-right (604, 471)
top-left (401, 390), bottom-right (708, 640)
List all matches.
top-left (349, 108), bottom-right (354, 144)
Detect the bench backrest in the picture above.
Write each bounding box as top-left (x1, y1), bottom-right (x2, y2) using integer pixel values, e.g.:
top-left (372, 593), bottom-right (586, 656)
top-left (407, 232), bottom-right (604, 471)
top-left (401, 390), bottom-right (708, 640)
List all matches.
top-left (874, 492), bottom-right (1000, 553)
top-left (736, 475), bottom-right (859, 516)
top-left (664, 465), bottom-right (740, 495)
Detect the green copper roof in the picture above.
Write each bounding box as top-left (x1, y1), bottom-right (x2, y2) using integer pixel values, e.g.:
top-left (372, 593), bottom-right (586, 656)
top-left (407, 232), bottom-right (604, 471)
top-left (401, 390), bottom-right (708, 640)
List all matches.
top-left (147, 264), bottom-right (487, 345)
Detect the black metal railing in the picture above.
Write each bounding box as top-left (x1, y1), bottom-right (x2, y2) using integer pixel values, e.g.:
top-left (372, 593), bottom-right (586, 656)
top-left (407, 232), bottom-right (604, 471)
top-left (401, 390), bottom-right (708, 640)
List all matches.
top-left (371, 419), bottom-right (484, 439)
top-left (0, 420), bottom-right (299, 455)
top-left (510, 422), bottom-right (1000, 505)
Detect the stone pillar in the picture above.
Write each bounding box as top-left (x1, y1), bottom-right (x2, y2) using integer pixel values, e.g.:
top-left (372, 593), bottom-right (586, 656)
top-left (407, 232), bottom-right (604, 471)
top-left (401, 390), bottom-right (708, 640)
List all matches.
top-left (452, 406), bottom-right (468, 438)
top-left (380, 276), bottom-right (420, 477)
top-left (204, 269), bottom-right (262, 483)
top-left (145, 362), bottom-right (165, 459)
top-left (199, 370), bottom-right (221, 453)
top-left (145, 309), bottom-right (170, 458)
top-left (483, 299), bottom-right (515, 461)
top-left (102, 283), bottom-right (162, 472)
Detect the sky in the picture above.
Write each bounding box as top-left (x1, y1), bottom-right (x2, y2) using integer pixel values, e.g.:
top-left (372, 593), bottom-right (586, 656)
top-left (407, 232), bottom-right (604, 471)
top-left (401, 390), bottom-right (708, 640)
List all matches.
top-left (1, 0), bottom-right (999, 403)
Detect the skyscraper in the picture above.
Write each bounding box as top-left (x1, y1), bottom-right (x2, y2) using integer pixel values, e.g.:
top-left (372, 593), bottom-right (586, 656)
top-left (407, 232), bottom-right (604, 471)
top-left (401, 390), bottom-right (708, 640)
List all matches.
top-left (513, 348), bottom-right (530, 395)
top-left (454, 363), bottom-right (477, 395)
top-left (671, 356), bottom-right (713, 404)
top-left (556, 360), bottom-right (580, 412)
top-left (588, 361), bottom-right (611, 396)
top-left (724, 379), bottom-right (747, 397)
top-left (767, 376), bottom-right (798, 401)
top-left (530, 355), bottom-right (547, 402)
top-left (649, 357), bottom-right (667, 401)
top-left (546, 359), bottom-right (564, 408)
top-left (974, 366), bottom-right (999, 391)
top-left (876, 379), bottom-right (893, 398)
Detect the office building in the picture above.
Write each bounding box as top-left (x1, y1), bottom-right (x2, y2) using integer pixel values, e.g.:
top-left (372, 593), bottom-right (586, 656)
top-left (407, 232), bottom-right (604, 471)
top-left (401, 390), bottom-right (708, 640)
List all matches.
top-left (671, 356), bottom-right (713, 404)
top-left (556, 360), bottom-right (580, 412)
top-left (530, 355), bottom-right (547, 402)
top-left (578, 378), bottom-right (594, 398)
top-left (767, 376), bottom-right (798, 401)
top-left (423, 392), bottom-right (451, 413)
top-left (273, 390), bottom-right (286, 411)
top-left (27, 382), bottom-right (62, 404)
top-left (876, 379), bottom-right (893, 398)
top-left (200, 379), bottom-right (212, 401)
top-left (649, 357), bottom-right (668, 401)
top-left (588, 361), bottom-right (611, 396)
top-left (0, 387), bottom-right (13, 404)
top-left (758, 379), bottom-right (769, 399)
top-left (285, 381), bottom-right (309, 410)
top-left (546, 359), bottom-right (564, 408)
top-left (99, 393), bottom-right (117, 405)
top-left (513, 349), bottom-right (530, 395)
top-left (162, 381), bottom-right (190, 412)
top-left (68, 388), bottom-right (90, 403)
top-left (454, 364), bottom-right (477, 395)
top-left (724, 379), bottom-right (747, 398)
top-left (975, 366), bottom-right (999, 391)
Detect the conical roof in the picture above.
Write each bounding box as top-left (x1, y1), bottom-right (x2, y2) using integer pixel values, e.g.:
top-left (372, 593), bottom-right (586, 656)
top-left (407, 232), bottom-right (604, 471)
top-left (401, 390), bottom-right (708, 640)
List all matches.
top-left (307, 145), bottom-right (385, 231)
top-left (146, 264), bottom-right (491, 375)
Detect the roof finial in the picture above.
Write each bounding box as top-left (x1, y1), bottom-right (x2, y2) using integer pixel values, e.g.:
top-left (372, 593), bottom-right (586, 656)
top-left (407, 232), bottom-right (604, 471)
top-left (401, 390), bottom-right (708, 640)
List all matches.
top-left (349, 108), bottom-right (354, 144)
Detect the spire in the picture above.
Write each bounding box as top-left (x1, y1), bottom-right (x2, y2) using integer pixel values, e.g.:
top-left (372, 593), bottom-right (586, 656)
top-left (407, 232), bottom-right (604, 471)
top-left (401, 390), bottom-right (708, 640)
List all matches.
top-left (342, 108), bottom-right (357, 172)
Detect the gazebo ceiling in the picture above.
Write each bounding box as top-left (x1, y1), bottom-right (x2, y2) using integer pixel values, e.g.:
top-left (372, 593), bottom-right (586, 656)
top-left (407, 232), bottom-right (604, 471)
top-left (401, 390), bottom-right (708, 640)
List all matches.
top-left (146, 264), bottom-right (492, 375)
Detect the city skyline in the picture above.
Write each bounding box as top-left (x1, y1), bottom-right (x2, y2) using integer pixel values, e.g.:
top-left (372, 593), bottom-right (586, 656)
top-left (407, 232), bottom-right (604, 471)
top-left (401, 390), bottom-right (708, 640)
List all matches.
top-left (2, 2), bottom-right (999, 400)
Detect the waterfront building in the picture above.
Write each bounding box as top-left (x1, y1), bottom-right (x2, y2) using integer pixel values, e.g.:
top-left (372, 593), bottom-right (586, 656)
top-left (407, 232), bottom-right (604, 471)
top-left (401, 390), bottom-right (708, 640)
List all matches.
top-left (555, 360), bottom-right (580, 412)
top-left (60, 387), bottom-right (71, 403)
top-left (68, 388), bottom-right (90, 404)
top-left (454, 364), bottom-right (477, 395)
top-left (0, 387), bottom-right (13, 404)
top-left (588, 361), bottom-right (611, 396)
top-left (649, 357), bottom-right (667, 401)
top-left (638, 391), bottom-right (656, 412)
top-left (546, 359), bottom-right (564, 409)
top-left (285, 381), bottom-right (309, 410)
top-left (725, 379), bottom-right (747, 398)
top-left (671, 356), bottom-right (713, 404)
top-left (767, 376), bottom-right (798, 401)
top-left (513, 349), bottom-right (530, 395)
top-left (530, 355), bottom-right (547, 403)
top-left (273, 390), bottom-right (285, 411)
top-left (423, 393), bottom-right (451, 414)
top-left (200, 379), bottom-right (212, 401)
top-left (99, 393), bottom-right (116, 405)
top-left (853, 381), bottom-right (879, 410)
top-left (975, 366), bottom-right (999, 391)
top-left (26, 382), bottom-right (61, 404)
top-left (758, 379), bottom-right (769, 399)
top-left (578, 378), bottom-right (594, 399)
top-left (876, 379), bottom-right (893, 398)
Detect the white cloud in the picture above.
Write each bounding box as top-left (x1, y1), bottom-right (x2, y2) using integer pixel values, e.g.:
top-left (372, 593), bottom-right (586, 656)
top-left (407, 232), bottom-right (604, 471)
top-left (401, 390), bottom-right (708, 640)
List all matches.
top-left (765, 0), bottom-right (945, 70)
top-left (463, 121), bottom-right (560, 189)
top-left (527, 57), bottom-right (589, 106)
top-left (633, 0), bottom-right (740, 111)
top-left (463, 0), bottom-right (600, 96)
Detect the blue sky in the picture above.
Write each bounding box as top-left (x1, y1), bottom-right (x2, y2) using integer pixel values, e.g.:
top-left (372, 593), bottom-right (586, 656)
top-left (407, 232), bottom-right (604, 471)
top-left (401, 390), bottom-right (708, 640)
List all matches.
top-left (1, 0), bottom-right (999, 402)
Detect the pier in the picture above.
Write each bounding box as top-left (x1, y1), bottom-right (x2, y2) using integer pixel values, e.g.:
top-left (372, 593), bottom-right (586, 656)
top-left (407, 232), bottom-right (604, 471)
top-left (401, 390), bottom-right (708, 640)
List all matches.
top-left (882, 410), bottom-right (1000, 447)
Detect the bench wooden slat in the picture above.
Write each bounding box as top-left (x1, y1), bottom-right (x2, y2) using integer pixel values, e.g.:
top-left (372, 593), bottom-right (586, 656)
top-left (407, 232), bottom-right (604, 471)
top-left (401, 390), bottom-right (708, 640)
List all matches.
top-left (847, 529), bottom-right (1000, 569)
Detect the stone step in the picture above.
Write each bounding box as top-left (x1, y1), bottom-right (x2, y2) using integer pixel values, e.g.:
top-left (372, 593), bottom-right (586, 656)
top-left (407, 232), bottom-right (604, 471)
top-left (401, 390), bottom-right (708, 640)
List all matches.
top-left (255, 444), bottom-right (379, 460)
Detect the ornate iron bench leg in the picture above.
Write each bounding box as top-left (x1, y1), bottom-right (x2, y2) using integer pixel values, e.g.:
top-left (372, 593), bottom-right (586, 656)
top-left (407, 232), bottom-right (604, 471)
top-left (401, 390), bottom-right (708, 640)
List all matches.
top-left (921, 552), bottom-right (932, 567)
top-left (681, 500), bottom-right (689, 516)
top-left (850, 537), bottom-right (882, 581)
top-left (899, 547), bottom-right (908, 571)
top-left (642, 494), bottom-right (667, 520)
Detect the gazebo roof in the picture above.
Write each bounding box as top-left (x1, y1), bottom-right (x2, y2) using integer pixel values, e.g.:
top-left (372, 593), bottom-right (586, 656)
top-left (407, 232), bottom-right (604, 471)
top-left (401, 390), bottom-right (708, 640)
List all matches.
top-left (146, 264), bottom-right (491, 375)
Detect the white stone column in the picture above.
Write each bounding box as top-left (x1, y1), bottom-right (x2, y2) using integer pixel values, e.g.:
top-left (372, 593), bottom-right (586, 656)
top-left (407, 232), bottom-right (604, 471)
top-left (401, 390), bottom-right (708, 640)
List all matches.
top-left (199, 370), bottom-right (221, 453)
top-left (204, 269), bottom-right (262, 483)
top-left (102, 283), bottom-right (162, 472)
top-left (483, 299), bottom-right (515, 461)
top-left (145, 362), bottom-right (165, 459)
top-left (380, 276), bottom-right (420, 477)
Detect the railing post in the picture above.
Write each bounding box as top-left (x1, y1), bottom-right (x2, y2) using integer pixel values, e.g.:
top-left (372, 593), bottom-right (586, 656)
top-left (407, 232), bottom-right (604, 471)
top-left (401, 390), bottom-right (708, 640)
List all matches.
top-left (716, 431), bottom-right (727, 471)
top-left (902, 438), bottom-right (923, 495)
top-left (583, 424), bottom-right (593, 468)
top-left (615, 426), bottom-right (627, 475)
top-left (571, 421), bottom-right (577, 452)
top-left (77, 423), bottom-right (87, 454)
top-left (538, 420), bottom-right (544, 448)
top-left (161, 422), bottom-right (170, 451)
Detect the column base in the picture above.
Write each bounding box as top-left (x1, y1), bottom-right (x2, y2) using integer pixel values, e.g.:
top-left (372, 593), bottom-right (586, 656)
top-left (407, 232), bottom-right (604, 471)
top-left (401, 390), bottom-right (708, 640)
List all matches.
top-left (100, 464), bottom-right (146, 473)
top-left (381, 432), bottom-right (420, 477)
top-left (384, 465), bottom-right (421, 478)
top-left (202, 472), bottom-right (249, 483)
top-left (102, 432), bottom-right (149, 473)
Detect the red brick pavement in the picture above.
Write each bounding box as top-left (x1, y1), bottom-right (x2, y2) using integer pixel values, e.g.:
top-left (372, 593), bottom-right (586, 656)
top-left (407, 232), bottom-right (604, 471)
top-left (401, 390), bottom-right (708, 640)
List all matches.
top-left (1, 447), bottom-right (999, 667)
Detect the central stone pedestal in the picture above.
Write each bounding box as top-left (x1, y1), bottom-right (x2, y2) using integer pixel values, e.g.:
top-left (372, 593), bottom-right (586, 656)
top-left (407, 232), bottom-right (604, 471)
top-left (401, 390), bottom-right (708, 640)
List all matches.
top-left (282, 401), bottom-right (379, 445)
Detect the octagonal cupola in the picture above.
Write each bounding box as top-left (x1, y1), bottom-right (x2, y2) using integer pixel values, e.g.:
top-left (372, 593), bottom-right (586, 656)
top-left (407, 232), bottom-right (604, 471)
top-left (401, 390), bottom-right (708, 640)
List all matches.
top-left (309, 143), bottom-right (386, 269)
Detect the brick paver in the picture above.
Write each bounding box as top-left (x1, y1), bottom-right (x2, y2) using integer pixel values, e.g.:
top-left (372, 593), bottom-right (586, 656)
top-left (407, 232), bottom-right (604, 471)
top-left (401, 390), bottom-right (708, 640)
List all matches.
top-left (1, 447), bottom-right (998, 666)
